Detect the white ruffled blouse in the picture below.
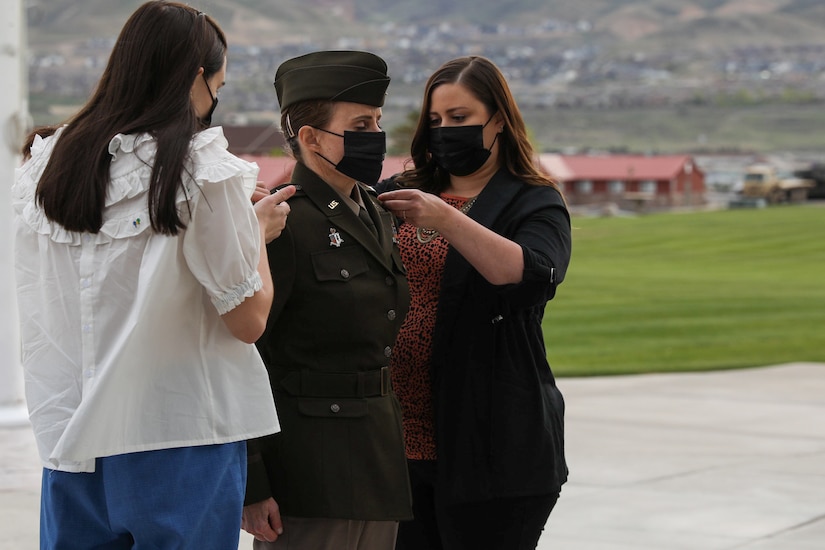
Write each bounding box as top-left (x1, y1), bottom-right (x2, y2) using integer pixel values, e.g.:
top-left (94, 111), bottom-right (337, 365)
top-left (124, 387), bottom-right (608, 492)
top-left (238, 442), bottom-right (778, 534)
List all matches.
top-left (13, 126), bottom-right (280, 473)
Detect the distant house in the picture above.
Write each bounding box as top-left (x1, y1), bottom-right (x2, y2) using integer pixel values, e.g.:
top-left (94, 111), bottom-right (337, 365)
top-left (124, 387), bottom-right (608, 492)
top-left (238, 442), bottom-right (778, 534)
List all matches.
top-left (223, 124), bottom-right (286, 156)
top-left (540, 154), bottom-right (706, 209)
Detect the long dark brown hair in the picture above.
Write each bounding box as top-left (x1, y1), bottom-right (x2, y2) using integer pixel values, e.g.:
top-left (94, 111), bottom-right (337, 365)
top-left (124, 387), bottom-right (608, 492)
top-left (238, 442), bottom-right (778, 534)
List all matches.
top-left (397, 56), bottom-right (562, 196)
top-left (25, 1), bottom-right (227, 235)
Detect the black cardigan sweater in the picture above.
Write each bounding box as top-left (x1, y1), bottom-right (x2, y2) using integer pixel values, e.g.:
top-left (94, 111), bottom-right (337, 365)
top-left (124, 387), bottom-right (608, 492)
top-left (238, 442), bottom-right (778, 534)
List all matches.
top-left (378, 168), bottom-right (572, 505)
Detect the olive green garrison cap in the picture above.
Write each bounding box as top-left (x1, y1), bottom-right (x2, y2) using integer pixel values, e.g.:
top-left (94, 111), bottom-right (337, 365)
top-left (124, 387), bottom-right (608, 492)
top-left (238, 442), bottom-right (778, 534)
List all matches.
top-left (274, 50), bottom-right (390, 111)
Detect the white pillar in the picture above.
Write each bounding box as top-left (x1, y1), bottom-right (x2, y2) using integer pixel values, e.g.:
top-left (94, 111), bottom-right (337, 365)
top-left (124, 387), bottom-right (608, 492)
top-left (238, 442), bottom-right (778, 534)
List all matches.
top-left (0, 0), bottom-right (30, 426)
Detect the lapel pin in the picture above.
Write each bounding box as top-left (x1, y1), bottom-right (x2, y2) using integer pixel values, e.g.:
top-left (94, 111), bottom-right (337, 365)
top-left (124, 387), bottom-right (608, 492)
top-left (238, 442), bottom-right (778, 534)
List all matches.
top-left (328, 228), bottom-right (343, 248)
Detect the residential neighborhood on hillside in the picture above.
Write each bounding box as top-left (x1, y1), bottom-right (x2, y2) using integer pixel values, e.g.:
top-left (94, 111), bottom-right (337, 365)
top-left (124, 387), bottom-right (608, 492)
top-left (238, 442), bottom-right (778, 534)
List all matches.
top-left (21, 0), bottom-right (825, 199)
top-left (28, 21), bottom-right (825, 116)
top-left (26, 2), bottom-right (825, 132)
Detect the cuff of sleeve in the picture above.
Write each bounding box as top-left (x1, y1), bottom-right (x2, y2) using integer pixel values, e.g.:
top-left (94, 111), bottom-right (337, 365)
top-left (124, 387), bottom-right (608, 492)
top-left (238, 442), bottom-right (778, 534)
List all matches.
top-left (244, 450), bottom-right (273, 506)
top-left (522, 245), bottom-right (556, 283)
top-left (212, 272), bottom-right (264, 316)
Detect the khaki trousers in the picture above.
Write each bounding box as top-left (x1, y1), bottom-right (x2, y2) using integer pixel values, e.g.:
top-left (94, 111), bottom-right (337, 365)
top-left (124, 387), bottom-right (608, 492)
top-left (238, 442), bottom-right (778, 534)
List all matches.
top-left (251, 517), bottom-right (398, 550)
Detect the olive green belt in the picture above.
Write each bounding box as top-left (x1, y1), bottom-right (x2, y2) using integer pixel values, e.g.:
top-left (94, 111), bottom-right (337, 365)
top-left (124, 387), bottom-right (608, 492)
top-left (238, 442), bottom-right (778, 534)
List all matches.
top-left (278, 367), bottom-right (391, 398)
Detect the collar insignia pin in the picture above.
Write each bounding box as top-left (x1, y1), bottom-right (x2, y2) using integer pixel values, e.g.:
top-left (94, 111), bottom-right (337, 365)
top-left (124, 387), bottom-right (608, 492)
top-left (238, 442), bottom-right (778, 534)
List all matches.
top-left (328, 200), bottom-right (339, 210)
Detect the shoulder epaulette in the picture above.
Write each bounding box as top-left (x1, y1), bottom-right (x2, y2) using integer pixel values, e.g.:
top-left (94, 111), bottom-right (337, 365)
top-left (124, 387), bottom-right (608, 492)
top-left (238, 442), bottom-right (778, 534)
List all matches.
top-left (271, 183), bottom-right (305, 197)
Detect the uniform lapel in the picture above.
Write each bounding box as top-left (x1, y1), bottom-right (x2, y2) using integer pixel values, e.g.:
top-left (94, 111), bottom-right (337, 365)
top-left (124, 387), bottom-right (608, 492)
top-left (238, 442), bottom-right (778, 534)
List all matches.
top-left (294, 163), bottom-right (392, 269)
top-left (354, 185), bottom-right (395, 269)
top-left (361, 186), bottom-right (398, 263)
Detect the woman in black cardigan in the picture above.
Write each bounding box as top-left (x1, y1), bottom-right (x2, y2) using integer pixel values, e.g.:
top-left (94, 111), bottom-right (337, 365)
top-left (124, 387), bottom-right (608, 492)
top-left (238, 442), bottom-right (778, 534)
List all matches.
top-left (377, 56), bottom-right (572, 550)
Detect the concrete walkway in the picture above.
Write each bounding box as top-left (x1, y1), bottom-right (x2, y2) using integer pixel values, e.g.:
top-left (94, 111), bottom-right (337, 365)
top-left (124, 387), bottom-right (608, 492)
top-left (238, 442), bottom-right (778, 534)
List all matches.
top-left (542, 362), bottom-right (825, 549)
top-left (2, 363), bottom-right (824, 549)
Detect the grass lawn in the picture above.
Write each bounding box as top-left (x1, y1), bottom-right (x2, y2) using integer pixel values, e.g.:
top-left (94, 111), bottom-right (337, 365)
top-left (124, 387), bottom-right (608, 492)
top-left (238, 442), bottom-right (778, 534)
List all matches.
top-left (544, 204), bottom-right (825, 376)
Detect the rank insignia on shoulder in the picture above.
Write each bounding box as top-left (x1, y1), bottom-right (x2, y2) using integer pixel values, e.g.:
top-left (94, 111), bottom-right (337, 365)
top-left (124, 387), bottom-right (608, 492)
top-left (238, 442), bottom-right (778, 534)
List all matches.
top-left (328, 200), bottom-right (339, 210)
top-left (329, 228), bottom-right (344, 247)
top-left (271, 184), bottom-right (303, 194)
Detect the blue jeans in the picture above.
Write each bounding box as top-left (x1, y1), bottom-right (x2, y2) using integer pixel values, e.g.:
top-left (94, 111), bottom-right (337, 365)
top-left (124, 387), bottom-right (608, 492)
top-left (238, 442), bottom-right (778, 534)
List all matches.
top-left (40, 442), bottom-right (246, 550)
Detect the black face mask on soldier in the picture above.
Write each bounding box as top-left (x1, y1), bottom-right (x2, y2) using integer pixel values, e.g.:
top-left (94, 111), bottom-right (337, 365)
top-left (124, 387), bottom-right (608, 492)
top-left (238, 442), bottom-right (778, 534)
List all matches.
top-left (200, 73), bottom-right (219, 127)
top-left (315, 128), bottom-right (387, 185)
top-left (428, 114), bottom-right (498, 177)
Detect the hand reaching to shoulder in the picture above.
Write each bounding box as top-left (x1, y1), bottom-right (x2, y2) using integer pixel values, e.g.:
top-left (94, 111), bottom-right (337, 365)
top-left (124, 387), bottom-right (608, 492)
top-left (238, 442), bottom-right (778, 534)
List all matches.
top-left (251, 182), bottom-right (271, 204)
top-left (254, 185), bottom-right (295, 243)
top-left (378, 188), bottom-right (453, 230)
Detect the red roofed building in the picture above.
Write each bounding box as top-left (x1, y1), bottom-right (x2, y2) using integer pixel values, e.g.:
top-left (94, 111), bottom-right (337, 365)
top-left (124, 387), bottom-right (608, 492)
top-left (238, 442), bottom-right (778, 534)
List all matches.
top-left (540, 154), bottom-right (706, 209)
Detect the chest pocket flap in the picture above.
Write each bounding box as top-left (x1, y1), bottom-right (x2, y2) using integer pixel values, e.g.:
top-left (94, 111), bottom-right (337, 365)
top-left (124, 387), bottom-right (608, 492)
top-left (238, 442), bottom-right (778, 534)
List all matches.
top-left (311, 247), bottom-right (370, 282)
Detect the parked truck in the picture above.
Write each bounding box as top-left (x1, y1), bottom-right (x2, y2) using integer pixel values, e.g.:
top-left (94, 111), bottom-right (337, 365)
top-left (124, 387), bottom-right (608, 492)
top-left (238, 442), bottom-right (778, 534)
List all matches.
top-left (739, 164), bottom-right (813, 204)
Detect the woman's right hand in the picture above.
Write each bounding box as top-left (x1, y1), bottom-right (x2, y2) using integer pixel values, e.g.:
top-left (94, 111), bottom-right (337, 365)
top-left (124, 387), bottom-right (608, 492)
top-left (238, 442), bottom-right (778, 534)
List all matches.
top-left (242, 498), bottom-right (284, 543)
top-left (254, 185), bottom-right (295, 242)
top-left (378, 188), bottom-right (453, 230)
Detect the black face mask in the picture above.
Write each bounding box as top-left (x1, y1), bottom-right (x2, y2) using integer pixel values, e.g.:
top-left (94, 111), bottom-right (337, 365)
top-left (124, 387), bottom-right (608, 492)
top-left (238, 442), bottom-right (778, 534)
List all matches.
top-left (315, 128), bottom-right (387, 185)
top-left (429, 115), bottom-right (498, 177)
top-left (200, 73), bottom-right (219, 127)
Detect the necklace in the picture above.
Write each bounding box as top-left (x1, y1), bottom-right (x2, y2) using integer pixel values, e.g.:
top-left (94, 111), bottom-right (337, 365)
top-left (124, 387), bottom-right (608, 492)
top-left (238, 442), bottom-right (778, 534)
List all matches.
top-left (416, 195), bottom-right (478, 244)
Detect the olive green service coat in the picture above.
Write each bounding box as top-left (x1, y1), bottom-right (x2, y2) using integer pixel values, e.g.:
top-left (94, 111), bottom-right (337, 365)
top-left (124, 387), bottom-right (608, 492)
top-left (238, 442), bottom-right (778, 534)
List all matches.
top-left (246, 161), bottom-right (412, 521)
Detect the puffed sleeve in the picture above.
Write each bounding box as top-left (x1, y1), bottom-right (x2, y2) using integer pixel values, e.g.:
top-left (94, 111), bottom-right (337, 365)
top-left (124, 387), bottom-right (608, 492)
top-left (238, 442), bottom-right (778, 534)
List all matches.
top-left (183, 174), bottom-right (263, 315)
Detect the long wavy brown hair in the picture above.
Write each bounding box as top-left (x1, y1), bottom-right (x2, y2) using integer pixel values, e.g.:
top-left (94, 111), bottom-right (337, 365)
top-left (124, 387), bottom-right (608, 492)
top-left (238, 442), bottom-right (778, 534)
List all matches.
top-left (24, 1), bottom-right (227, 235)
top-left (397, 56), bottom-right (561, 196)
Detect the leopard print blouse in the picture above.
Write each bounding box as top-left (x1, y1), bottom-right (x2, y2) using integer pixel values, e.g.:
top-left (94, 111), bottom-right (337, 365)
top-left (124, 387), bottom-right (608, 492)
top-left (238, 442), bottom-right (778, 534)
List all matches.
top-left (390, 194), bottom-right (471, 460)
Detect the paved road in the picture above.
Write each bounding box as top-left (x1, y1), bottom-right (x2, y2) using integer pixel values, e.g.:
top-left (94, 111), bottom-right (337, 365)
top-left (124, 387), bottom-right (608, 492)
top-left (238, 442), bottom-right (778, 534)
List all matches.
top-left (2, 363), bottom-right (824, 549)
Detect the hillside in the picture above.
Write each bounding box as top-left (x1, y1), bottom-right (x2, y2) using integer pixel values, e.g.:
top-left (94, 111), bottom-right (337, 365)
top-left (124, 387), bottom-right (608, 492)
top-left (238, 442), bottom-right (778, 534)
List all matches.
top-left (24, 0), bottom-right (825, 154)
top-left (26, 0), bottom-right (363, 47)
top-left (27, 0), bottom-right (825, 51)
top-left (359, 0), bottom-right (825, 49)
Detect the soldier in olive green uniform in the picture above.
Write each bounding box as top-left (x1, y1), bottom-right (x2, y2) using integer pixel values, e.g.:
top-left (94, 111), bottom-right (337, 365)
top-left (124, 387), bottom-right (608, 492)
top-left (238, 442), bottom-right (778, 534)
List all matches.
top-left (242, 51), bottom-right (412, 550)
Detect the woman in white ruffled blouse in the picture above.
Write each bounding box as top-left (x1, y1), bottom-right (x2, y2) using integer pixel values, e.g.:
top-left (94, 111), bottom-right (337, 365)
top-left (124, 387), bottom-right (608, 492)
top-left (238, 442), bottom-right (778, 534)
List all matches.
top-left (12, 2), bottom-right (293, 548)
